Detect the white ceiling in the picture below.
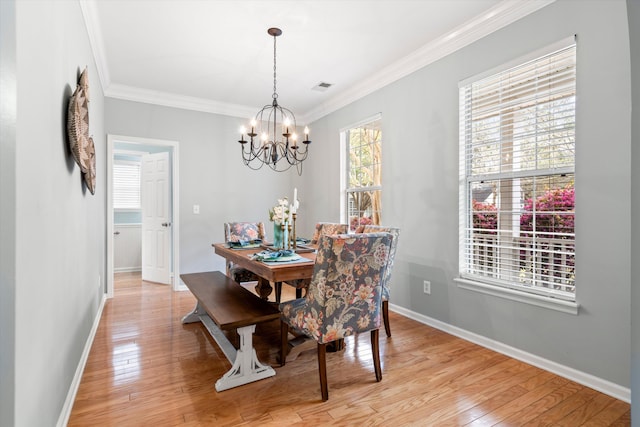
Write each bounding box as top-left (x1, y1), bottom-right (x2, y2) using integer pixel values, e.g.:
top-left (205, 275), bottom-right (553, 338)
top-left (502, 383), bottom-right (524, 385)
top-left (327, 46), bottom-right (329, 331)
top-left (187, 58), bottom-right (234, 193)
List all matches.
top-left (81, 0), bottom-right (553, 123)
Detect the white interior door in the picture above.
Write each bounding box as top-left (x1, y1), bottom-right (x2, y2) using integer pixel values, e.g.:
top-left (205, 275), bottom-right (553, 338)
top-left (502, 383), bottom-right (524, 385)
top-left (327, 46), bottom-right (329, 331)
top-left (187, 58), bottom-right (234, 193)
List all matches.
top-left (142, 152), bottom-right (171, 284)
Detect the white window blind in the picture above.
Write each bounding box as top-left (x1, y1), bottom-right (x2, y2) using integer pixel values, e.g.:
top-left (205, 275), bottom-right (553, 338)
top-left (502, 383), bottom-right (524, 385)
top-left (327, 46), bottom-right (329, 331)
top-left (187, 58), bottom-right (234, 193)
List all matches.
top-left (113, 160), bottom-right (141, 209)
top-left (459, 40), bottom-right (576, 301)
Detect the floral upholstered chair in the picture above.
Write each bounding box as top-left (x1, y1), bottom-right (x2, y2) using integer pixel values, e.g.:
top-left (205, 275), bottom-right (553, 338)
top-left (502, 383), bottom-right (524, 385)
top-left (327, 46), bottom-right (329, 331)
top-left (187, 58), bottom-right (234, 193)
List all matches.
top-left (223, 222), bottom-right (266, 283)
top-left (310, 222), bottom-right (348, 244)
top-left (279, 232), bottom-right (393, 401)
top-left (281, 222), bottom-right (349, 302)
top-left (356, 225), bottom-right (400, 337)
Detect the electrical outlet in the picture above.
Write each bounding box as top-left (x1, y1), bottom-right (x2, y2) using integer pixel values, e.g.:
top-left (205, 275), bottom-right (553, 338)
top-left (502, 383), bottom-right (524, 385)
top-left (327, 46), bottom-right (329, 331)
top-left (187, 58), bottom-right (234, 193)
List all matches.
top-left (423, 280), bottom-right (431, 294)
top-left (193, 204), bottom-right (200, 214)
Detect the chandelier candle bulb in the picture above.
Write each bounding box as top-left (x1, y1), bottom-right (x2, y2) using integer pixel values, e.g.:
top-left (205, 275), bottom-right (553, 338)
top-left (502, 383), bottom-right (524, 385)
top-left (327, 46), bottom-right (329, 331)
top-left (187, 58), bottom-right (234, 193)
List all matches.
top-left (249, 119), bottom-right (257, 137)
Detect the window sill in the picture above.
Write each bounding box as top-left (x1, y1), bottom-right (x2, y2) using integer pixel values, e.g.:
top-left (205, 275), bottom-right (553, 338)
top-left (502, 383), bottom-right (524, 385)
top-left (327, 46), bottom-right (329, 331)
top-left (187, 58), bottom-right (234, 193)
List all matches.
top-left (454, 278), bottom-right (579, 315)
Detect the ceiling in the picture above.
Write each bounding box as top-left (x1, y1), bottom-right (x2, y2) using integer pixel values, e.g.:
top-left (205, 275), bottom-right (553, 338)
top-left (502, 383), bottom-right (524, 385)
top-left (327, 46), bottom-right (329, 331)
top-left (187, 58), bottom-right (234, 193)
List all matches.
top-left (81, 0), bottom-right (553, 123)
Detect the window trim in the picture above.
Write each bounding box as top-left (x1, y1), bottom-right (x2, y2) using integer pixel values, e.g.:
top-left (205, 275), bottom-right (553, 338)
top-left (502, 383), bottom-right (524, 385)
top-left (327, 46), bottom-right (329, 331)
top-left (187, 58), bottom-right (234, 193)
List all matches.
top-left (454, 277), bottom-right (579, 315)
top-left (457, 38), bottom-right (578, 313)
top-left (340, 113), bottom-right (382, 227)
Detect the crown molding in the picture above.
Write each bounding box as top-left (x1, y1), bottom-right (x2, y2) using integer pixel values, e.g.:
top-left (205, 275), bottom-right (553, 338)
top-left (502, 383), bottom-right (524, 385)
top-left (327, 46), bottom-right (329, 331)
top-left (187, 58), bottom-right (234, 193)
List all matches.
top-left (105, 84), bottom-right (258, 119)
top-left (79, 0), bottom-right (110, 91)
top-left (303, 0), bottom-right (556, 123)
top-left (80, 0), bottom-right (555, 122)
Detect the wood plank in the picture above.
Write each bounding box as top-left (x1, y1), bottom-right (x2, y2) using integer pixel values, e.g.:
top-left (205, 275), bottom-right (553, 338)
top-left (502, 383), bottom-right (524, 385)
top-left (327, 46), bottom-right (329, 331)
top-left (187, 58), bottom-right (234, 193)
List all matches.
top-left (181, 271), bottom-right (280, 329)
top-left (67, 272), bottom-right (630, 426)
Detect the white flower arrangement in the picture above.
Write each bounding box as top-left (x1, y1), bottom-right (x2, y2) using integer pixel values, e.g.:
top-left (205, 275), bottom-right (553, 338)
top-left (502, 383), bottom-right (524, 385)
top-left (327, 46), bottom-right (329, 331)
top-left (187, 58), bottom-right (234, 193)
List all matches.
top-left (269, 197), bottom-right (290, 225)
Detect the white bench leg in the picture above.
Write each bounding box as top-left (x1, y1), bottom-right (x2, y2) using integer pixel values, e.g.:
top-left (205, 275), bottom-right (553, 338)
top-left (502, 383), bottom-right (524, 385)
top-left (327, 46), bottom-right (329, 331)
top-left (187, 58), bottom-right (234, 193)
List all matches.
top-left (181, 301), bottom-right (204, 324)
top-left (182, 301), bottom-right (276, 391)
top-left (215, 324), bottom-right (276, 391)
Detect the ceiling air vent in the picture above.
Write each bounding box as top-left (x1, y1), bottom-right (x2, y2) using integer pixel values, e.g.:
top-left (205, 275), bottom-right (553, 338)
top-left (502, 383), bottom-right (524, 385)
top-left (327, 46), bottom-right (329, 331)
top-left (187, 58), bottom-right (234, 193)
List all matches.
top-left (312, 82), bottom-right (333, 92)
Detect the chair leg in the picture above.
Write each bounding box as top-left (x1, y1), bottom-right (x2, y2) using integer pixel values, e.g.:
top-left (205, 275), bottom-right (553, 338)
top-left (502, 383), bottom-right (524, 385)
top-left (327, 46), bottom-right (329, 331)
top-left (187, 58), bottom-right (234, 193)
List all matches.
top-left (280, 321), bottom-right (289, 366)
top-left (371, 329), bottom-right (382, 382)
top-left (317, 343), bottom-right (328, 401)
top-left (382, 300), bottom-right (391, 337)
top-left (275, 282), bottom-right (282, 303)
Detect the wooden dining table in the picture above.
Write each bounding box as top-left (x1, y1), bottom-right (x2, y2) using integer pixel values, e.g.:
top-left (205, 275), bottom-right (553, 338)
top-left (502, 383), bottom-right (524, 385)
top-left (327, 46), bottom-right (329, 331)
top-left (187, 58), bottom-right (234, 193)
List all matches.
top-left (212, 243), bottom-right (316, 301)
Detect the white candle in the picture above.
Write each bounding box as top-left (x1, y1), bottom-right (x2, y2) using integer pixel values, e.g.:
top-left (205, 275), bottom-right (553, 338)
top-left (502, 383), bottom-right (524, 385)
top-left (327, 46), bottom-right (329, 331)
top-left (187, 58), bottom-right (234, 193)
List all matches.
top-left (293, 188), bottom-right (298, 213)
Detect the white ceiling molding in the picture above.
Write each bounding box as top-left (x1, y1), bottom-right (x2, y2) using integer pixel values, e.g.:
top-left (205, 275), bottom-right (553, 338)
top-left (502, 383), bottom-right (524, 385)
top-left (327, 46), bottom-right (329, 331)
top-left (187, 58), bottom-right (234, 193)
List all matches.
top-left (79, 0), bottom-right (110, 92)
top-left (303, 0), bottom-right (556, 123)
top-left (105, 83), bottom-right (257, 119)
top-left (80, 0), bottom-right (555, 123)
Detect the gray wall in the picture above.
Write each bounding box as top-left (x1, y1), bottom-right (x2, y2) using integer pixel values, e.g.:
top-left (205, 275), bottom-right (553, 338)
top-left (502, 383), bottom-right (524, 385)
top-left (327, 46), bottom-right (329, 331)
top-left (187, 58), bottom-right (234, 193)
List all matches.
top-left (8, 1), bottom-right (107, 425)
top-left (628, 0), bottom-right (640, 422)
top-left (0, 0), bottom-right (17, 425)
top-left (104, 99), bottom-right (304, 275)
top-left (306, 0), bottom-right (632, 387)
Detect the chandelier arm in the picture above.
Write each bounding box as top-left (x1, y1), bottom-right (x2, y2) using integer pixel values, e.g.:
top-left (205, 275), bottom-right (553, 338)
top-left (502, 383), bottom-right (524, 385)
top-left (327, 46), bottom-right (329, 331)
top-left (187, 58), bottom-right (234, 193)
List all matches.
top-left (240, 146), bottom-right (266, 166)
top-left (240, 146), bottom-right (267, 170)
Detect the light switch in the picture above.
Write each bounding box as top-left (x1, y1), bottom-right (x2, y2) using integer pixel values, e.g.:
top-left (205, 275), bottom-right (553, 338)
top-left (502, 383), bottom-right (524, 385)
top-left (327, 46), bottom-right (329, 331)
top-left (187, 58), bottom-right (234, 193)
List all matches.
top-left (193, 204), bottom-right (200, 214)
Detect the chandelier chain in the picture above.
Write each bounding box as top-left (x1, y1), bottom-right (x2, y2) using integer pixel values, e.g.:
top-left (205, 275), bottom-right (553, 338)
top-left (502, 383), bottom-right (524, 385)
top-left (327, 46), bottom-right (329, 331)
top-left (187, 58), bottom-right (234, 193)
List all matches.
top-left (272, 33), bottom-right (278, 101)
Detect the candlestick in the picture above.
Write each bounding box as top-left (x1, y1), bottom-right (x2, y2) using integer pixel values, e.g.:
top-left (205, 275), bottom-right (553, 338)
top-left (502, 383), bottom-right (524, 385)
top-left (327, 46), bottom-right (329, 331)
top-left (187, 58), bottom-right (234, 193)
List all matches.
top-left (287, 223), bottom-right (293, 250)
top-left (280, 223), bottom-right (286, 249)
top-left (292, 213), bottom-right (297, 250)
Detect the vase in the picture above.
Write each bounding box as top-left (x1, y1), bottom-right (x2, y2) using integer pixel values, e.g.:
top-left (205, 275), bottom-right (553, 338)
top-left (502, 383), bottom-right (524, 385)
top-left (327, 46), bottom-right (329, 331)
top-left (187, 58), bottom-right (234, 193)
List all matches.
top-left (273, 222), bottom-right (288, 249)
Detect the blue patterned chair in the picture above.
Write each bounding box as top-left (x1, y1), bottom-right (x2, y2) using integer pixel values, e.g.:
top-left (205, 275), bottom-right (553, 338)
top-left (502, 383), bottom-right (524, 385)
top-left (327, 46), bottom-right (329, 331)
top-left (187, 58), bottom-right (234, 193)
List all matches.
top-left (279, 222), bottom-right (349, 303)
top-left (310, 222), bottom-right (348, 244)
top-left (223, 222), bottom-right (266, 283)
top-left (356, 224), bottom-right (400, 337)
top-left (280, 232), bottom-right (393, 401)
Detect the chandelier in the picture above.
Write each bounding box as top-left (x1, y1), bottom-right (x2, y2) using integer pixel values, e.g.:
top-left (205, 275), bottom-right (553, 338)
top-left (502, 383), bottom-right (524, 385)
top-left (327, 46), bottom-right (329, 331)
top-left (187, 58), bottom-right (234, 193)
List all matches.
top-left (238, 28), bottom-right (311, 175)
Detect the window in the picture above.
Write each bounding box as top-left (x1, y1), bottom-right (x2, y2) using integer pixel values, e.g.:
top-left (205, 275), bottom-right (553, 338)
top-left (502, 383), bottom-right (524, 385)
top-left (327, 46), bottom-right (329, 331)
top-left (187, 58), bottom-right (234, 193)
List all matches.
top-left (342, 115), bottom-right (382, 231)
top-left (458, 39), bottom-right (576, 306)
top-left (113, 160), bottom-right (141, 210)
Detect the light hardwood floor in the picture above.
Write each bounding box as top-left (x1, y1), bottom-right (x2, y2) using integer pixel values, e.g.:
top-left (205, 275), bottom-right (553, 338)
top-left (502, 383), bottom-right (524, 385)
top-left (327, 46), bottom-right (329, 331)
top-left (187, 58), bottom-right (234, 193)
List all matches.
top-left (68, 272), bottom-right (630, 426)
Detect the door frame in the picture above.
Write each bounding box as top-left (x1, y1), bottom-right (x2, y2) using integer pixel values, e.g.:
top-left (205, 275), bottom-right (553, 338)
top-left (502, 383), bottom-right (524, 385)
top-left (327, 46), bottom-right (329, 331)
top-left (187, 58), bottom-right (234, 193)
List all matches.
top-left (106, 134), bottom-right (181, 298)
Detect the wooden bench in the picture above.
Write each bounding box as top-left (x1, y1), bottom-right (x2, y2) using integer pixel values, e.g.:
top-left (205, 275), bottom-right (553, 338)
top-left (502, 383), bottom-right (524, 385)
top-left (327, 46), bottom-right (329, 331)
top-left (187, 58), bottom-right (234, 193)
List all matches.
top-left (181, 271), bottom-right (281, 391)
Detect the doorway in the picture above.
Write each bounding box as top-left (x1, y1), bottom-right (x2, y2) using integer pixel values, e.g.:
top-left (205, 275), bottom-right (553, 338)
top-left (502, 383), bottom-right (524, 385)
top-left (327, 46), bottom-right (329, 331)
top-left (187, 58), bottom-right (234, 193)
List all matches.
top-left (106, 134), bottom-right (181, 298)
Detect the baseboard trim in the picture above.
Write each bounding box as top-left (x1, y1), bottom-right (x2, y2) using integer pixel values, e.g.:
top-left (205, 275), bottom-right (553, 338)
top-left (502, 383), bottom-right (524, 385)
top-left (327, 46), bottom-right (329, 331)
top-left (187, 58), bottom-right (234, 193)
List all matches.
top-left (57, 293), bottom-right (107, 427)
top-left (114, 267), bottom-right (142, 273)
top-left (388, 303), bottom-right (630, 403)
